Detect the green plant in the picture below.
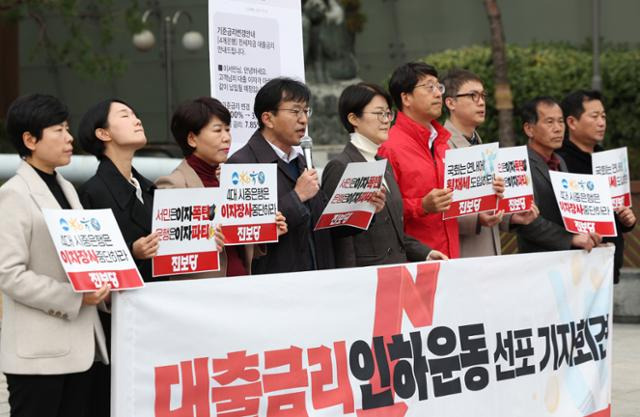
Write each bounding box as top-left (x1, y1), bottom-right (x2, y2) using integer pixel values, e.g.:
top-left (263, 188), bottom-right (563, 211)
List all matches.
top-left (420, 43), bottom-right (640, 178)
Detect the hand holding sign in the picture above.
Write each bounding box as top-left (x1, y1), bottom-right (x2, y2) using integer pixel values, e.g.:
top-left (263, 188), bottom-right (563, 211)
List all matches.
top-left (422, 188), bottom-right (453, 214)
top-left (276, 211), bottom-right (288, 236)
top-left (616, 206), bottom-right (636, 228)
top-left (510, 203), bottom-right (540, 225)
top-left (370, 188), bottom-right (387, 214)
top-left (82, 284), bottom-right (110, 306)
top-left (571, 232), bottom-right (602, 252)
top-left (132, 232), bottom-right (159, 260)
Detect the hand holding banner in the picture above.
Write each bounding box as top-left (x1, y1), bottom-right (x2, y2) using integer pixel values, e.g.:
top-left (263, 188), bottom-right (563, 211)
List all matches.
top-left (443, 143), bottom-right (499, 219)
top-left (218, 163), bottom-right (279, 244)
top-left (152, 188), bottom-right (221, 277)
top-left (549, 171), bottom-right (617, 236)
top-left (496, 145), bottom-right (534, 213)
top-left (592, 146), bottom-right (632, 209)
top-left (43, 209), bottom-right (144, 292)
top-left (315, 160), bottom-right (387, 230)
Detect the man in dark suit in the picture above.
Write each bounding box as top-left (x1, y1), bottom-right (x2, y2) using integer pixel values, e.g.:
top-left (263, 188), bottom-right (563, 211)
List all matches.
top-left (557, 90), bottom-right (636, 282)
top-left (516, 96), bottom-right (601, 253)
top-left (227, 77), bottom-right (335, 273)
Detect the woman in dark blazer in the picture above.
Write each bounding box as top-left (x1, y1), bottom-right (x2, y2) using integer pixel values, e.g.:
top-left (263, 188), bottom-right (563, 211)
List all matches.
top-left (77, 99), bottom-right (160, 417)
top-left (77, 99), bottom-right (159, 282)
top-left (321, 82), bottom-right (447, 267)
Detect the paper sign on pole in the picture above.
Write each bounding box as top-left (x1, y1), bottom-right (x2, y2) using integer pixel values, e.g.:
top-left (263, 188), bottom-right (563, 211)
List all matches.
top-left (592, 147), bottom-right (632, 209)
top-left (152, 188), bottom-right (221, 277)
top-left (218, 163), bottom-right (278, 245)
top-left (549, 171), bottom-right (617, 237)
top-left (112, 247), bottom-right (614, 417)
top-left (315, 160), bottom-right (387, 230)
top-left (443, 142), bottom-right (499, 219)
top-left (42, 208), bottom-right (144, 292)
top-left (209, 0), bottom-right (305, 154)
top-left (496, 145), bottom-right (534, 213)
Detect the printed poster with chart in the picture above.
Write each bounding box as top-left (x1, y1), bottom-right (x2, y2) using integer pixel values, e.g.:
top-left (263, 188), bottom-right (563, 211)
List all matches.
top-left (592, 146), bottom-right (632, 209)
top-left (496, 145), bottom-right (534, 213)
top-left (443, 142), bottom-right (499, 219)
top-left (152, 188), bottom-right (221, 277)
top-left (218, 163), bottom-right (279, 245)
top-left (549, 171), bottom-right (617, 237)
top-left (42, 209), bottom-right (144, 292)
top-left (315, 160), bottom-right (387, 230)
top-left (209, 0), bottom-right (305, 154)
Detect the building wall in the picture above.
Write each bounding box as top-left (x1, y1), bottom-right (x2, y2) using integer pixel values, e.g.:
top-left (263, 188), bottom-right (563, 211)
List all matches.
top-left (16, 0), bottom-right (640, 146)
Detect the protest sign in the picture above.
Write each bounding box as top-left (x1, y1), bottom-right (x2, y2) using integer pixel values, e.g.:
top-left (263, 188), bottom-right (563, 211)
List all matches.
top-left (592, 147), bottom-right (632, 209)
top-left (42, 208), bottom-right (143, 292)
top-left (315, 160), bottom-right (387, 230)
top-left (113, 247), bottom-right (614, 417)
top-left (152, 188), bottom-right (220, 277)
top-left (443, 142), bottom-right (499, 219)
top-left (496, 145), bottom-right (534, 213)
top-left (549, 171), bottom-right (617, 237)
top-left (209, 0), bottom-right (305, 154)
top-left (218, 163), bottom-right (278, 245)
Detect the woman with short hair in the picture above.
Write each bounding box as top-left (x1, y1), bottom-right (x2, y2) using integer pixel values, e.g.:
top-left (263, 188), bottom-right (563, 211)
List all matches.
top-left (322, 83), bottom-right (447, 267)
top-left (156, 96), bottom-right (287, 277)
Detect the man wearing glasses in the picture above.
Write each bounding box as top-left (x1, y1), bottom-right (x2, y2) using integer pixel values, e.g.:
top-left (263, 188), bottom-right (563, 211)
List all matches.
top-left (228, 77), bottom-right (335, 273)
top-left (378, 62), bottom-right (461, 258)
top-left (442, 69), bottom-right (538, 257)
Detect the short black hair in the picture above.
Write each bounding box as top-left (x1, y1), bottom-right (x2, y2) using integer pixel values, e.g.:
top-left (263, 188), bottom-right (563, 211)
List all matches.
top-left (171, 97), bottom-right (231, 156)
top-left (77, 98), bottom-right (133, 159)
top-left (5, 94), bottom-right (69, 157)
top-left (519, 96), bottom-right (560, 125)
top-left (561, 89), bottom-right (604, 121)
top-left (254, 77), bottom-right (310, 129)
top-left (338, 82), bottom-right (392, 133)
top-left (442, 69), bottom-right (483, 101)
top-left (388, 61), bottom-right (438, 111)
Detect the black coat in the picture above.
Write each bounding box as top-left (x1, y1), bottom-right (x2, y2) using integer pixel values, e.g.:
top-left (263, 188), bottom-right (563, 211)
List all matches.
top-left (557, 138), bottom-right (636, 283)
top-left (79, 157), bottom-right (159, 282)
top-left (517, 147), bottom-right (575, 253)
top-left (226, 131), bottom-right (335, 274)
top-left (321, 142), bottom-right (430, 267)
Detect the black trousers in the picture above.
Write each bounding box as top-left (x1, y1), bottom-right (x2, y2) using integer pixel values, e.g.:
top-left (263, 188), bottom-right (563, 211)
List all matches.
top-left (5, 364), bottom-right (95, 417)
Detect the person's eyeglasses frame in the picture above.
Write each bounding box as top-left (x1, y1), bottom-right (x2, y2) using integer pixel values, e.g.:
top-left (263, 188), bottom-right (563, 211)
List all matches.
top-left (362, 111), bottom-right (394, 123)
top-left (454, 91), bottom-right (487, 104)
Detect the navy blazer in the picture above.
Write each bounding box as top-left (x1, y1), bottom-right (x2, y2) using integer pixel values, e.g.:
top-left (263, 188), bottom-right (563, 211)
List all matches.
top-left (227, 130), bottom-right (335, 274)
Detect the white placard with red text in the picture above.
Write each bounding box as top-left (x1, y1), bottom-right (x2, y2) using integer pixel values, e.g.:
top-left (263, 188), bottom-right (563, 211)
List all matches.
top-left (209, 0), bottom-right (305, 155)
top-left (152, 188), bottom-right (221, 277)
top-left (42, 208), bottom-right (144, 292)
top-left (591, 147), bottom-right (632, 209)
top-left (496, 145), bottom-right (534, 213)
top-left (218, 163), bottom-right (278, 245)
top-left (549, 171), bottom-right (617, 237)
top-left (315, 160), bottom-right (387, 230)
top-left (112, 247), bottom-right (614, 417)
top-left (444, 142), bottom-right (499, 219)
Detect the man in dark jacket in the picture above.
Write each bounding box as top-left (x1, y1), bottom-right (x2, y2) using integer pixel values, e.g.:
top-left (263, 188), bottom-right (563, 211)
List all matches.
top-left (558, 90), bottom-right (636, 283)
top-left (227, 77), bottom-right (335, 274)
top-left (516, 96), bottom-right (601, 253)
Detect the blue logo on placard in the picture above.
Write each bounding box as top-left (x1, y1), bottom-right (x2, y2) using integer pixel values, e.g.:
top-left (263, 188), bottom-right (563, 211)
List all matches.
top-left (59, 218), bottom-right (70, 231)
top-left (232, 172), bottom-right (239, 185)
top-left (587, 181), bottom-right (595, 191)
top-left (561, 178), bottom-right (569, 189)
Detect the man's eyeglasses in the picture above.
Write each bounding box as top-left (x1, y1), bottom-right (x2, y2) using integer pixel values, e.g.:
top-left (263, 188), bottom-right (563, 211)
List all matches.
top-left (414, 82), bottom-right (445, 95)
top-left (363, 111), bottom-right (394, 123)
top-left (454, 91), bottom-right (486, 103)
top-left (277, 107), bottom-right (312, 118)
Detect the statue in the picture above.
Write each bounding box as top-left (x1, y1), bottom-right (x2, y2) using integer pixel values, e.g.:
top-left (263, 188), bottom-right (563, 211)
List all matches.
top-left (302, 0), bottom-right (358, 83)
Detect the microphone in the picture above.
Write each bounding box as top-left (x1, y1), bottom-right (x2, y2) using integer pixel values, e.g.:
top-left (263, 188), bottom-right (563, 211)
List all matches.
top-left (300, 135), bottom-right (314, 169)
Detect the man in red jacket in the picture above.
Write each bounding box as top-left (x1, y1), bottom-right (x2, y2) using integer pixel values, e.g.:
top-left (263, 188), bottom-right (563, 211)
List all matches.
top-left (378, 62), bottom-right (459, 258)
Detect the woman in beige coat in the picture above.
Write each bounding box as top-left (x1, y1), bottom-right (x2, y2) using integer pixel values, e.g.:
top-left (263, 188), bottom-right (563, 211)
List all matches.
top-left (156, 96), bottom-right (286, 277)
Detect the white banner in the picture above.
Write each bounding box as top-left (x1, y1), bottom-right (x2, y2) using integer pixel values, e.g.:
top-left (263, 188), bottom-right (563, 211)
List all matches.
top-left (443, 143), bottom-right (499, 219)
top-left (549, 171), bottom-right (617, 237)
top-left (112, 247), bottom-right (614, 417)
top-left (42, 209), bottom-right (143, 292)
top-left (315, 160), bottom-right (387, 230)
top-left (496, 145), bottom-right (534, 213)
top-left (208, 0), bottom-right (305, 154)
top-left (218, 163), bottom-right (279, 244)
top-left (152, 188), bottom-right (221, 277)
top-left (591, 147), bottom-right (632, 209)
